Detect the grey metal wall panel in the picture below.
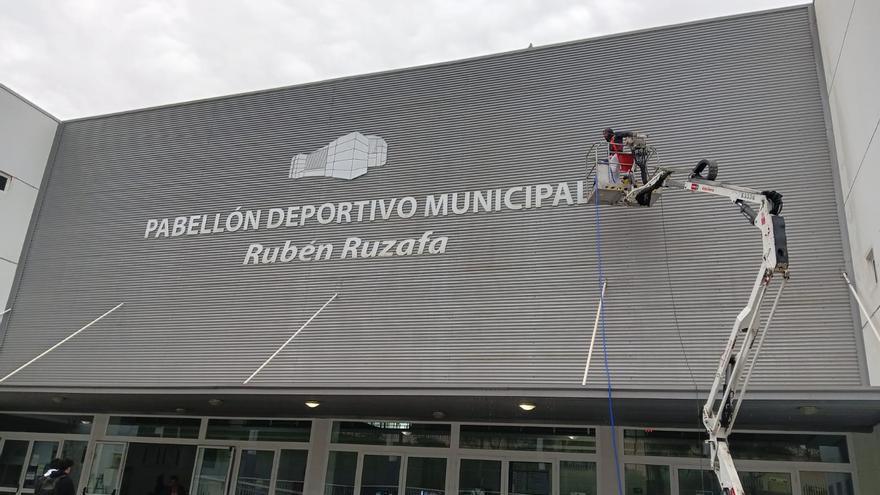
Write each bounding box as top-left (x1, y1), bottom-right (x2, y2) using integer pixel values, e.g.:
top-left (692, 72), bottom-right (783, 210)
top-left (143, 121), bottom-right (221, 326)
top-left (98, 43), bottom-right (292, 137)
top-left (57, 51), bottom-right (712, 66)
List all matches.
top-left (0, 7), bottom-right (862, 391)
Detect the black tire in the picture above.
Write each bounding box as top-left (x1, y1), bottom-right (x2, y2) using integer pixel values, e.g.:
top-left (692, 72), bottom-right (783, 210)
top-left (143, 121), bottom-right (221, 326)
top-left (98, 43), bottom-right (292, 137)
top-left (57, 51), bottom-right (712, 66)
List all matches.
top-left (691, 159), bottom-right (719, 181)
top-left (704, 159), bottom-right (719, 180)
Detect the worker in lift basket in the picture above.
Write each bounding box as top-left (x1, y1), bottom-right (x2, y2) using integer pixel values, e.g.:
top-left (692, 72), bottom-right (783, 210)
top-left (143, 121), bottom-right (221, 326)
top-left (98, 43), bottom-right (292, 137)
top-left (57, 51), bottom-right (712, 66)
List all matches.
top-left (603, 127), bottom-right (635, 185)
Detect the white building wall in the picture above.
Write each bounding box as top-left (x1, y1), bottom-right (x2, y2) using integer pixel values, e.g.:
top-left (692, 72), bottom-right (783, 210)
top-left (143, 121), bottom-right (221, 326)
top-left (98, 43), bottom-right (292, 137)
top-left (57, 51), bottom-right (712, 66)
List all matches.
top-left (815, 0), bottom-right (880, 385)
top-left (0, 84), bottom-right (58, 324)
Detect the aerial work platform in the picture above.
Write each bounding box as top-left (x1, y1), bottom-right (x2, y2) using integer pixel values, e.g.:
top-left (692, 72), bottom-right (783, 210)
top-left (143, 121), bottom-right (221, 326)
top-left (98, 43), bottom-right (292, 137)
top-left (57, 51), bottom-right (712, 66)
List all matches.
top-left (585, 132), bottom-right (727, 210)
top-left (583, 128), bottom-right (787, 495)
top-left (585, 131), bottom-right (662, 207)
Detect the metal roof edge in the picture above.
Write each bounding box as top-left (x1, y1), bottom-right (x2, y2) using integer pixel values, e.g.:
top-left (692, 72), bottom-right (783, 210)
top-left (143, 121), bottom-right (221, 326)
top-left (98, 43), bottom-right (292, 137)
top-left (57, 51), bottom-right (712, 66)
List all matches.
top-left (1, 384), bottom-right (876, 401)
top-left (0, 82), bottom-right (60, 123)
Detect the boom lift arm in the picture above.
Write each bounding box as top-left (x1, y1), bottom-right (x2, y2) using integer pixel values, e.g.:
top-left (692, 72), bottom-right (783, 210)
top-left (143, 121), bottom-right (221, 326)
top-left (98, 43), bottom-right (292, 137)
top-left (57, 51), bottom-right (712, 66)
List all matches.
top-left (628, 161), bottom-right (790, 495)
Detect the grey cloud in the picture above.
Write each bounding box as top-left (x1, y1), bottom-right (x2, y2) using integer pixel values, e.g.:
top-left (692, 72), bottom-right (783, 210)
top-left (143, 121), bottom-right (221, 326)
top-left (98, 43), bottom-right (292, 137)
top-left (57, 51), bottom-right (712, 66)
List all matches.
top-left (0, 0), bottom-right (803, 119)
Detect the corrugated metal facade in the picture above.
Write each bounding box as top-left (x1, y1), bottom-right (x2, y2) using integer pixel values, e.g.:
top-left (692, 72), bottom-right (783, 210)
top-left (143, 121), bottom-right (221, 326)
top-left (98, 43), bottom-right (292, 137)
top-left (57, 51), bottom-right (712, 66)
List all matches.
top-left (0, 7), bottom-right (862, 391)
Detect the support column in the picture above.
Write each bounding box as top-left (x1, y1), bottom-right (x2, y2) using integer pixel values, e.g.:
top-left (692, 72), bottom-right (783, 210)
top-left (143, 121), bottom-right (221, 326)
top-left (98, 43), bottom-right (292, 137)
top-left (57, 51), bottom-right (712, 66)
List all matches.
top-left (302, 419), bottom-right (331, 494)
top-left (597, 425), bottom-right (623, 494)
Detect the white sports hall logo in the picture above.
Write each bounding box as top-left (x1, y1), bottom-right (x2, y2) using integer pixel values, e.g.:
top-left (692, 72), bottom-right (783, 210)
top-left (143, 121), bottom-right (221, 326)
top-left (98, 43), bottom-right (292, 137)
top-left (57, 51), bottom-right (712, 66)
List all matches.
top-left (288, 132), bottom-right (388, 180)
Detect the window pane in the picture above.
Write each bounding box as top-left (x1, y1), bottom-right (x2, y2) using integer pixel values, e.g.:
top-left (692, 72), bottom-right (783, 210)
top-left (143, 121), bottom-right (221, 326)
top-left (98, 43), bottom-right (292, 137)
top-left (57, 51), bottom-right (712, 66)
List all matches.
top-left (730, 433), bottom-right (849, 463)
top-left (86, 443), bottom-right (126, 495)
top-left (741, 472), bottom-right (792, 495)
top-left (61, 440), bottom-right (89, 489)
top-left (275, 449), bottom-right (308, 495)
top-left (325, 451), bottom-right (357, 495)
top-left (678, 469), bottom-right (721, 495)
top-left (332, 422), bottom-right (450, 448)
top-left (23, 441), bottom-right (59, 488)
top-left (625, 464), bottom-right (670, 495)
top-left (624, 430), bottom-right (849, 463)
top-left (361, 454), bottom-right (400, 495)
top-left (194, 447), bottom-right (233, 495)
top-left (509, 461), bottom-right (552, 495)
top-left (800, 472), bottom-right (854, 495)
top-left (207, 419), bottom-right (311, 442)
top-left (560, 461), bottom-right (596, 495)
top-left (459, 425), bottom-right (596, 453)
top-left (458, 459), bottom-right (500, 495)
top-left (624, 429), bottom-right (705, 457)
top-left (0, 413), bottom-right (93, 434)
top-left (0, 440), bottom-right (28, 488)
top-left (107, 416), bottom-right (200, 438)
top-left (235, 449), bottom-right (274, 495)
top-left (405, 457), bottom-right (446, 495)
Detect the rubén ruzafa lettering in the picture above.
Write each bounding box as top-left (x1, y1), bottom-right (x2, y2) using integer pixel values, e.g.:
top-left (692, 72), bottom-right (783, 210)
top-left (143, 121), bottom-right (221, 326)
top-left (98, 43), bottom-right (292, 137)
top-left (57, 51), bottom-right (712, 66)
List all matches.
top-left (241, 231), bottom-right (448, 265)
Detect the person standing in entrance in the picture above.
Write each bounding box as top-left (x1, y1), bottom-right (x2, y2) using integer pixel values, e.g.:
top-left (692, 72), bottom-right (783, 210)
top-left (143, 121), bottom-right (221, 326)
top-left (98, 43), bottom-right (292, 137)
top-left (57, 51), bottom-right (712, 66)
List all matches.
top-left (162, 475), bottom-right (189, 495)
top-left (33, 458), bottom-right (76, 495)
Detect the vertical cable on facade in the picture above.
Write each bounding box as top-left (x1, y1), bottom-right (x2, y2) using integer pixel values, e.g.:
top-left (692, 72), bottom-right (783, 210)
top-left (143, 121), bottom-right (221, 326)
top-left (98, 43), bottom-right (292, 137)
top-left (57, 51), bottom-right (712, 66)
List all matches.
top-left (593, 181), bottom-right (624, 495)
top-left (659, 198), bottom-right (706, 490)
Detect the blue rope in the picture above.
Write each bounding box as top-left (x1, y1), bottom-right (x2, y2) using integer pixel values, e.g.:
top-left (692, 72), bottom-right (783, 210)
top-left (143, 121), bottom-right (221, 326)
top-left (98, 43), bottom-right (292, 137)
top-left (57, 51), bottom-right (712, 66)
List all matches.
top-left (593, 181), bottom-right (624, 495)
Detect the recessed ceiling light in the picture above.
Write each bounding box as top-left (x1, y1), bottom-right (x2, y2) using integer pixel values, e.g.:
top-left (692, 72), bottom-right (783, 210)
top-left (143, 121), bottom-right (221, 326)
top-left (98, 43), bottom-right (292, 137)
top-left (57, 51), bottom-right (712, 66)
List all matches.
top-left (401, 430), bottom-right (412, 436)
top-left (80, 419), bottom-right (92, 425)
top-left (518, 401), bottom-right (537, 411)
top-left (174, 408), bottom-right (187, 414)
top-left (208, 398), bottom-right (224, 407)
top-left (567, 435), bottom-right (577, 440)
top-left (798, 405), bottom-right (819, 416)
top-left (432, 411), bottom-right (446, 420)
top-left (305, 400), bottom-right (320, 408)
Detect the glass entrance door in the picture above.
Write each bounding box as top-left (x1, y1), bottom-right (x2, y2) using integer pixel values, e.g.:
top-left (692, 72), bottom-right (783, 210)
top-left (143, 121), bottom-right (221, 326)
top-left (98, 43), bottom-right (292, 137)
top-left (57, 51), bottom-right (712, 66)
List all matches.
top-left (60, 440), bottom-right (90, 492)
top-left (192, 447), bottom-right (234, 495)
top-left (0, 439), bottom-right (62, 495)
top-left (85, 442), bottom-right (127, 495)
top-left (118, 443), bottom-right (197, 495)
top-left (233, 449), bottom-right (274, 495)
top-left (21, 441), bottom-right (60, 490)
top-left (0, 440), bottom-right (28, 494)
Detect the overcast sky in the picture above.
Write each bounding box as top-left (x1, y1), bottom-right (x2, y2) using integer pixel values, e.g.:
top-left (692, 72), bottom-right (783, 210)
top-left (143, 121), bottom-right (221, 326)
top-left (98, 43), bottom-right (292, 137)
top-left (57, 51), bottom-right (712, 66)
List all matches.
top-left (1, 0), bottom-right (805, 120)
